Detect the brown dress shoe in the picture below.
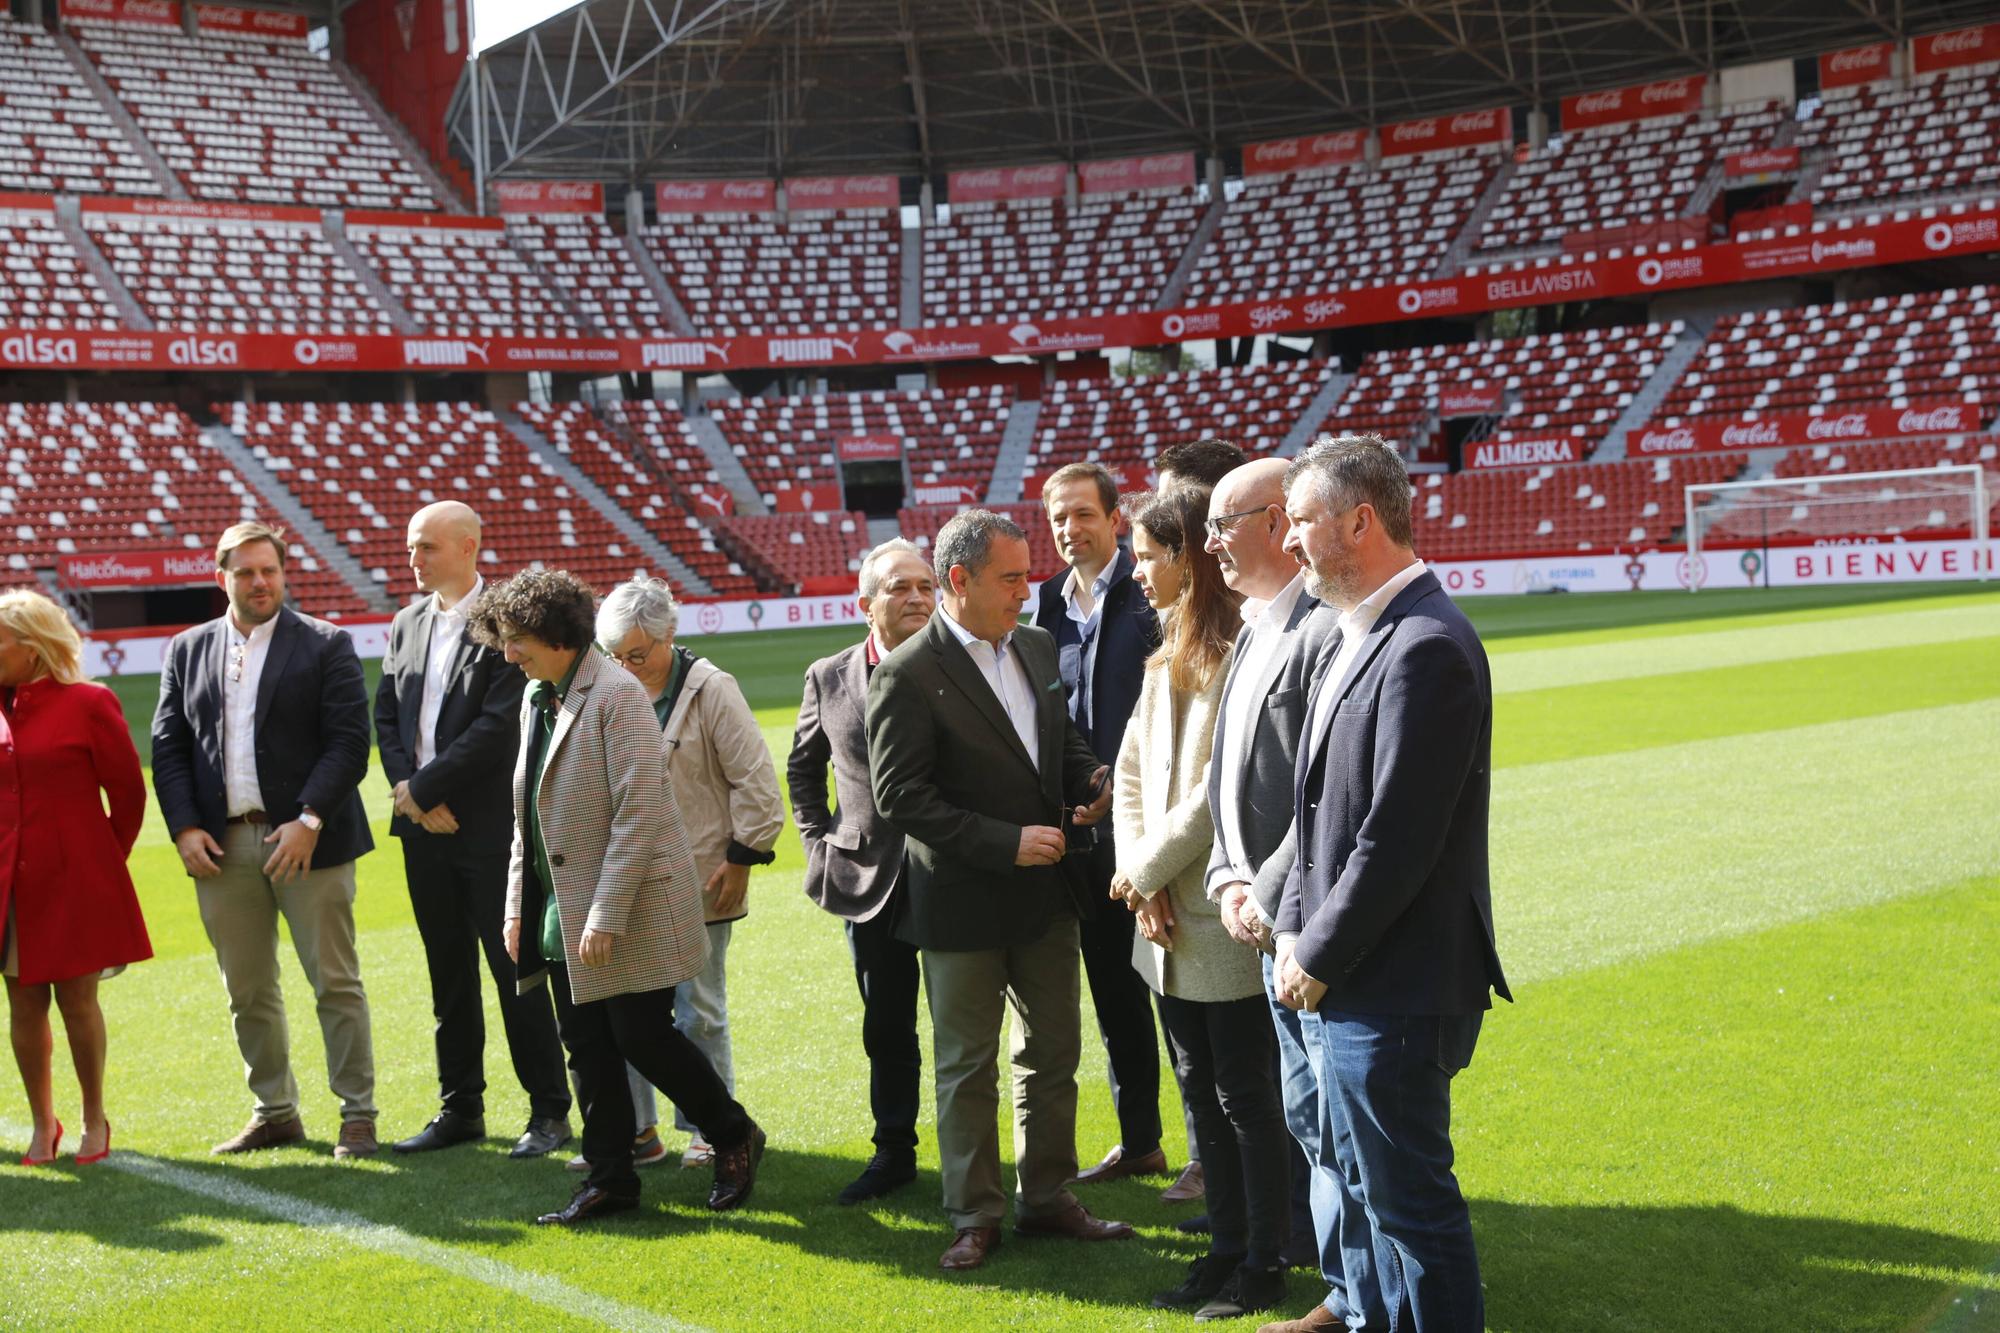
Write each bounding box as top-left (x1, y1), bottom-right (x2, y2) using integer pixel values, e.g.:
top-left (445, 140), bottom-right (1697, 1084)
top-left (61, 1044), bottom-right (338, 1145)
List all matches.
top-left (1071, 1144), bottom-right (1170, 1185)
top-left (1256, 1305), bottom-right (1349, 1333)
top-left (707, 1122), bottom-right (766, 1211)
top-left (333, 1119), bottom-right (379, 1160)
top-left (537, 1184), bottom-right (640, 1227)
top-left (1014, 1200), bottom-right (1136, 1241)
top-left (940, 1225), bottom-right (1001, 1271)
top-left (211, 1116), bottom-right (306, 1155)
top-left (1161, 1159), bottom-right (1206, 1203)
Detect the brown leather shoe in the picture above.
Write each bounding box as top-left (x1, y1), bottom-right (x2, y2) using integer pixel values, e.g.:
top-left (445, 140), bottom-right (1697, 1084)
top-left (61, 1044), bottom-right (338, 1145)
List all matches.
top-left (1070, 1143), bottom-right (1170, 1185)
top-left (333, 1119), bottom-right (379, 1160)
top-left (940, 1225), bottom-right (1001, 1271)
top-left (537, 1184), bottom-right (640, 1227)
top-left (211, 1116), bottom-right (305, 1155)
top-left (707, 1122), bottom-right (766, 1211)
top-left (1161, 1159), bottom-right (1206, 1203)
top-left (1014, 1200), bottom-right (1135, 1241)
top-left (1256, 1304), bottom-right (1349, 1333)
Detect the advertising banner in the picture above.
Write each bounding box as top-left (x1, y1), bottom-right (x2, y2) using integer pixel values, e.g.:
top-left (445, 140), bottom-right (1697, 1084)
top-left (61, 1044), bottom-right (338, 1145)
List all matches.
top-left (683, 485), bottom-right (735, 518)
top-left (192, 3), bottom-right (308, 36)
top-left (1912, 23), bottom-right (2000, 75)
top-left (1378, 107), bottom-right (1510, 159)
top-left (947, 163), bottom-right (1066, 204)
top-left (1628, 400), bottom-right (1986, 455)
top-left (344, 209), bottom-right (503, 232)
top-left (80, 196), bottom-right (322, 226)
top-left (1242, 129), bottom-right (1370, 176)
top-left (59, 0), bottom-right (181, 26)
top-left (836, 434), bottom-right (905, 462)
top-left (494, 180), bottom-right (604, 214)
top-left (772, 484), bottom-right (844, 513)
top-left (0, 192), bottom-right (57, 215)
top-left (784, 175), bottom-right (900, 211)
top-left (1561, 75), bottom-right (1707, 131)
top-left (655, 179), bottom-right (777, 214)
top-left (1465, 436), bottom-right (1588, 469)
top-left (58, 549), bottom-right (215, 588)
top-left (1439, 384), bottom-right (1505, 417)
top-left (1725, 147), bottom-right (1800, 177)
top-left (908, 478), bottom-right (985, 507)
top-left (1078, 152), bottom-right (1195, 195)
top-left (1819, 41), bottom-right (1895, 89)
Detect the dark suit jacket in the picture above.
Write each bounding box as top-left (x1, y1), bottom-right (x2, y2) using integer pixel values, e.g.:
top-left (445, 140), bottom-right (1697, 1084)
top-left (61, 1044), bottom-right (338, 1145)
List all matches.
top-left (374, 591), bottom-right (524, 850)
top-left (151, 605), bottom-right (373, 870)
top-left (867, 613), bottom-right (1102, 952)
top-left (787, 639), bottom-right (903, 923)
top-left (1277, 570), bottom-right (1510, 1015)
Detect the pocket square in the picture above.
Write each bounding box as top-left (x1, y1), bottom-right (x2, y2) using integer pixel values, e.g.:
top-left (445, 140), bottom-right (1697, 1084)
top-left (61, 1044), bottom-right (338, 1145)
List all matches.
top-left (1044, 680), bottom-right (1063, 692)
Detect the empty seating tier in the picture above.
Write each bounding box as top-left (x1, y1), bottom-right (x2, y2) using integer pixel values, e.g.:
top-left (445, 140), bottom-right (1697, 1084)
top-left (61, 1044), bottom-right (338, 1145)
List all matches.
top-left (0, 16), bottom-right (162, 198)
top-left (506, 214), bottom-right (667, 337)
top-left (896, 500), bottom-right (1061, 579)
top-left (1411, 453), bottom-right (1747, 558)
top-left (646, 210), bottom-right (897, 336)
top-left (1030, 360), bottom-right (1332, 475)
top-left (720, 511), bottom-right (871, 594)
top-left (1755, 436), bottom-right (2000, 539)
top-left (0, 203), bottom-right (120, 328)
top-left (350, 218), bottom-right (580, 337)
top-left (1802, 69), bottom-right (2000, 211)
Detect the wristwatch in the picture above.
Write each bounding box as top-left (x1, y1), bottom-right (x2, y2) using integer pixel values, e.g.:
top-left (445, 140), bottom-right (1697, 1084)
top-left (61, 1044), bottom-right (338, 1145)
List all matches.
top-left (297, 808), bottom-right (324, 833)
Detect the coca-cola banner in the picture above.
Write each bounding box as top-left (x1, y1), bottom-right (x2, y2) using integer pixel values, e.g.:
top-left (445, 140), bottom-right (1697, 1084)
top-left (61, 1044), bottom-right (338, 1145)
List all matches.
top-left (1725, 147), bottom-right (1800, 177)
top-left (837, 434), bottom-right (905, 462)
top-left (1439, 385), bottom-right (1505, 417)
top-left (948, 164), bottom-right (1066, 204)
top-left (1466, 436), bottom-right (1587, 469)
top-left (772, 484), bottom-right (845, 513)
top-left (785, 175), bottom-right (900, 211)
top-left (1078, 152), bottom-right (1195, 196)
top-left (1819, 41), bottom-right (1895, 89)
top-left (1630, 400), bottom-right (1988, 455)
top-left (1912, 23), bottom-right (2000, 75)
top-left (60, 0), bottom-right (181, 26)
top-left (494, 180), bottom-right (604, 215)
top-left (1561, 75), bottom-right (1707, 132)
top-left (654, 179), bottom-right (776, 215)
top-left (1243, 129), bottom-right (1370, 177)
top-left (192, 3), bottom-right (308, 36)
top-left (80, 195), bottom-right (321, 226)
top-left (1378, 107), bottom-right (1510, 159)
top-left (58, 549), bottom-right (215, 588)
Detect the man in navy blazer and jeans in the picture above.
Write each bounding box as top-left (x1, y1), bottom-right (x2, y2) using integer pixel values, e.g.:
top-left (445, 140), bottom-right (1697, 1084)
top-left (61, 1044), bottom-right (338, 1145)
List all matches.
top-left (1267, 438), bottom-right (1511, 1333)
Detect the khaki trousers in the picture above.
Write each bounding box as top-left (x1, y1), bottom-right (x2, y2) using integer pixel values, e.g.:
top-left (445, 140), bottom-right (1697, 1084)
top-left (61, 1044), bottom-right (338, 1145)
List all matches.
top-left (196, 822), bottom-right (375, 1123)
top-left (921, 913), bottom-right (1082, 1230)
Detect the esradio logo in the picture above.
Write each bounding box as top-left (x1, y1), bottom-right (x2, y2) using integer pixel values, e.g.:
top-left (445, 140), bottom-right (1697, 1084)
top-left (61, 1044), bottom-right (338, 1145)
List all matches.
top-left (2, 333), bottom-right (77, 365)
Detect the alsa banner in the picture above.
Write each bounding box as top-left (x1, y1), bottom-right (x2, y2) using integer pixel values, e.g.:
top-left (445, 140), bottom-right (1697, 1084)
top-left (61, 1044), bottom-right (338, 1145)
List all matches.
top-left (1912, 22), bottom-right (2000, 75)
top-left (80, 195), bottom-right (321, 226)
top-left (1630, 400), bottom-right (1987, 455)
top-left (654, 179), bottom-right (775, 215)
top-left (1819, 41), bottom-right (1895, 89)
top-left (59, 0), bottom-right (180, 26)
top-left (58, 549), bottom-right (214, 588)
top-left (1465, 436), bottom-right (1587, 469)
top-left (1243, 129), bottom-right (1369, 177)
top-left (1378, 107), bottom-right (1509, 159)
top-left (1561, 75), bottom-right (1706, 132)
top-left (1726, 147), bottom-right (1800, 177)
top-left (785, 175), bottom-right (900, 211)
top-left (837, 434), bottom-right (904, 462)
top-left (772, 484), bottom-right (845, 513)
top-left (948, 164), bottom-right (1066, 204)
top-left (494, 180), bottom-right (603, 215)
top-left (192, 3), bottom-right (308, 36)
top-left (1078, 152), bottom-right (1194, 195)
top-left (1439, 384), bottom-right (1505, 417)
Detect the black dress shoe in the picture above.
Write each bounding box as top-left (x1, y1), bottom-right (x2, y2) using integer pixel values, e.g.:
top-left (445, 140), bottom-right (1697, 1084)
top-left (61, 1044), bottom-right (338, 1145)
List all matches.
top-left (1177, 1211), bottom-right (1213, 1234)
top-left (707, 1122), bottom-right (766, 1211)
top-left (391, 1111), bottom-right (485, 1154)
top-left (536, 1184), bottom-right (639, 1226)
top-left (509, 1116), bottom-right (572, 1159)
top-left (1151, 1251), bottom-right (1244, 1309)
top-left (837, 1150), bottom-right (916, 1205)
top-left (1194, 1263), bottom-right (1288, 1321)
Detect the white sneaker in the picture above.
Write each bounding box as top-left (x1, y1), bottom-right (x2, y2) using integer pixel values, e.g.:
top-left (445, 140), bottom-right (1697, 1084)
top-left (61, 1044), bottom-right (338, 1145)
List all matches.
top-left (680, 1132), bottom-right (713, 1169)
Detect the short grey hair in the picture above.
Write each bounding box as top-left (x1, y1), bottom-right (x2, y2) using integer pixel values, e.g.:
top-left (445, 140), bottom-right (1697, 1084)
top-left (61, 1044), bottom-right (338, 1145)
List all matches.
top-left (595, 574), bottom-right (679, 648)
top-left (1282, 435), bottom-right (1414, 548)
top-left (858, 537), bottom-right (925, 598)
top-left (932, 509), bottom-right (1027, 588)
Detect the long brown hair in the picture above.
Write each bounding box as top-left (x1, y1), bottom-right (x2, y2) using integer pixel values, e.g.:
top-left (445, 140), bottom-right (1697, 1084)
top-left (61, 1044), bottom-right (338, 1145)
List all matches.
top-left (1127, 486), bottom-right (1242, 694)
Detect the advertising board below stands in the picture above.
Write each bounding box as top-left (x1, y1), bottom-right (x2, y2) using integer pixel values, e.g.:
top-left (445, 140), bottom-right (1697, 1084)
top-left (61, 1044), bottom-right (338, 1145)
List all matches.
top-left (58, 549), bottom-right (214, 588)
top-left (80, 195), bottom-right (323, 227)
top-left (909, 478), bottom-right (985, 506)
top-left (1628, 400), bottom-right (1988, 456)
top-left (59, 0), bottom-right (180, 26)
top-left (1725, 147), bottom-right (1800, 178)
top-left (837, 434), bottom-right (905, 462)
top-left (1465, 436), bottom-right (1587, 469)
top-left (1560, 75), bottom-right (1707, 132)
top-left (1078, 152), bottom-right (1195, 195)
top-left (947, 163), bottom-right (1066, 204)
top-left (1439, 384), bottom-right (1506, 417)
top-left (1242, 129), bottom-right (1369, 177)
top-left (772, 484), bottom-right (844, 513)
top-left (1378, 107), bottom-right (1510, 159)
top-left (1819, 41), bottom-right (1896, 89)
top-left (655, 179), bottom-right (777, 214)
top-left (785, 174), bottom-right (900, 210)
top-left (494, 180), bottom-right (605, 214)
top-left (192, 3), bottom-right (309, 37)
top-left (1912, 21), bottom-right (2000, 75)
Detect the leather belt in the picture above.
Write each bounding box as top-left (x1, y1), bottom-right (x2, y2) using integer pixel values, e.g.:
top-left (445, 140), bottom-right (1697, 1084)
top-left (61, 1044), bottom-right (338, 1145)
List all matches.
top-left (225, 811), bottom-right (269, 825)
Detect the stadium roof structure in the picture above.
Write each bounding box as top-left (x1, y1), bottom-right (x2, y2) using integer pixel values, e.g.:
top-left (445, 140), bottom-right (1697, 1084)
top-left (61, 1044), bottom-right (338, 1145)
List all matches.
top-left (446, 0), bottom-right (2000, 190)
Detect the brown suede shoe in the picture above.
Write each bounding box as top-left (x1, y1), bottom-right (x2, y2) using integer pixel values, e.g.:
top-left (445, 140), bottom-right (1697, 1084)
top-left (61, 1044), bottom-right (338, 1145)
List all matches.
top-left (333, 1119), bottom-right (379, 1160)
top-left (211, 1116), bottom-right (306, 1155)
top-left (1161, 1159), bottom-right (1206, 1204)
top-left (1256, 1305), bottom-right (1349, 1333)
top-left (1014, 1200), bottom-right (1136, 1242)
top-left (1070, 1144), bottom-right (1170, 1185)
top-left (940, 1225), bottom-right (1002, 1271)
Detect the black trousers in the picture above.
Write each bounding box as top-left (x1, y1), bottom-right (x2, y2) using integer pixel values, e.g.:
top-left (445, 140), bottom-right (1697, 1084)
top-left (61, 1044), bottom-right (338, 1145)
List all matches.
top-left (401, 835), bottom-right (569, 1122)
top-left (846, 911), bottom-right (922, 1156)
top-left (1157, 990), bottom-right (1291, 1268)
top-left (547, 963), bottom-right (752, 1196)
top-left (1079, 897), bottom-right (1166, 1157)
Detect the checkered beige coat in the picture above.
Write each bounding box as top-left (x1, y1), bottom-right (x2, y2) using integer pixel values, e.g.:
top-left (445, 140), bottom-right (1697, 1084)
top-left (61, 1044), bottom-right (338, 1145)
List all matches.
top-left (506, 649), bottom-right (709, 1005)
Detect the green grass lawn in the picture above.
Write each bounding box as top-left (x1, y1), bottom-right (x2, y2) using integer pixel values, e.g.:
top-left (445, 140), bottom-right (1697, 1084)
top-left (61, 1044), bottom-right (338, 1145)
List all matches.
top-left (7, 582), bottom-right (2000, 1331)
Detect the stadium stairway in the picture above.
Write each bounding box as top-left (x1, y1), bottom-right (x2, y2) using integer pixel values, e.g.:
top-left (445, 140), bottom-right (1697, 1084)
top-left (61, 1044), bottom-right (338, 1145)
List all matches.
top-left (325, 210), bottom-right (420, 334)
top-left (54, 27), bottom-right (187, 200)
top-left (489, 404), bottom-right (713, 595)
top-left (985, 398), bottom-right (1043, 504)
top-left (681, 406), bottom-right (770, 514)
top-left (1154, 191), bottom-right (1228, 311)
top-left (332, 60), bottom-right (467, 214)
top-left (1434, 157), bottom-right (1519, 278)
top-left (53, 197), bottom-right (153, 330)
top-left (866, 515), bottom-right (901, 550)
top-left (1281, 369), bottom-right (1355, 455)
top-left (1602, 314), bottom-right (1718, 460)
top-left (199, 422), bottom-right (398, 612)
top-left (622, 233), bottom-right (699, 336)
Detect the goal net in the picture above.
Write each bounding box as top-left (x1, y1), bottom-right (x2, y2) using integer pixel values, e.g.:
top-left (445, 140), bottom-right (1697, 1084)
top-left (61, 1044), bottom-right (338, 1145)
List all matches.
top-left (1685, 463), bottom-right (1993, 587)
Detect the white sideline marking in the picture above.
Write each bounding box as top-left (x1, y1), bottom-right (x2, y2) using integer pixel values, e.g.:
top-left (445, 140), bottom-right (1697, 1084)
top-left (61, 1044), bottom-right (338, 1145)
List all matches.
top-left (4, 1123), bottom-right (705, 1333)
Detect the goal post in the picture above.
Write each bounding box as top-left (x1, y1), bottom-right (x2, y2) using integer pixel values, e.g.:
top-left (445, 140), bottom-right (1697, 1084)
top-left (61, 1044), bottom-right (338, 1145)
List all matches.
top-left (1684, 463), bottom-right (1993, 591)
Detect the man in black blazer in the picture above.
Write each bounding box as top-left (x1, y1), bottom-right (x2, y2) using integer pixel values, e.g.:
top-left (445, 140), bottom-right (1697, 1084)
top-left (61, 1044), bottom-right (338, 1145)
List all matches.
top-left (374, 501), bottom-right (571, 1159)
top-left (787, 537), bottom-right (935, 1205)
top-left (152, 521), bottom-right (379, 1159)
top-left (866, 509), bottom-right (1131, 1273)
top-left (1028, 462), bottom-right (1172, 1190)
top-left (1268, 438), bottom-right (1512, 1333)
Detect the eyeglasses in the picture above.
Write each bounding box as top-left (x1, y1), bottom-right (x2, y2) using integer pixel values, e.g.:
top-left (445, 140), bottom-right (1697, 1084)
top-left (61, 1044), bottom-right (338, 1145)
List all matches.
top-left (612, 639), bottom-right (659, 669)
top-left (1204, 504), bottom-right (1275, 541)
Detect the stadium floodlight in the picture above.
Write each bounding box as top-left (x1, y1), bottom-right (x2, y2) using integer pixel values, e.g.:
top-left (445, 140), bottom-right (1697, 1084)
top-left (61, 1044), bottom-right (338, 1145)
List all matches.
top-left (1684, 462), bottom-right (1993, 591)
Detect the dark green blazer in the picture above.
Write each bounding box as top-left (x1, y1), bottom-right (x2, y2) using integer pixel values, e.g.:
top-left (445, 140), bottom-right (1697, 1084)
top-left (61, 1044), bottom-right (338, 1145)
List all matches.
top-left (866, 612), bottom-right (1103, 952)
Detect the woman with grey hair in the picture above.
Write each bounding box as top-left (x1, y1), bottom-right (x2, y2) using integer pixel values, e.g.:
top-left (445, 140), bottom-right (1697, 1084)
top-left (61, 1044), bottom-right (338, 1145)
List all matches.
top-left (591, 575), bottom-right (785, 1169)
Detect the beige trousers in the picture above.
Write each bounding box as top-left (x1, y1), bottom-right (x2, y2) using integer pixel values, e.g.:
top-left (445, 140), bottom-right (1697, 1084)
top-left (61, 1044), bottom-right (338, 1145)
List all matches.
top-left (195, 822), bottom-right (375, 1123)
top-left (921, 913), bottom-right (1083, 1231)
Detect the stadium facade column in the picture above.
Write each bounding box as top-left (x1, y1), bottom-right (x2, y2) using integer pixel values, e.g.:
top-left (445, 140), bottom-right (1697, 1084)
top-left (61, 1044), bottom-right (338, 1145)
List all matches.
top-left (1064, 167), bottom-right (1079, 211)
top-left (625, 186), bottom-right (646, 236)
top-left (919, 179), bottom-right (935, 224)
top-left (1204, 155), bottom-right (1224, 200)
top-left (1526, 108), bottom-right (1549, 151)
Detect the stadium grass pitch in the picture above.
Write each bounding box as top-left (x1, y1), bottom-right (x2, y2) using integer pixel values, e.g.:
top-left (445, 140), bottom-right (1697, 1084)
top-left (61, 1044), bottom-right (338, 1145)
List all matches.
top-left (5, 582), bottom-right (1998, 1331)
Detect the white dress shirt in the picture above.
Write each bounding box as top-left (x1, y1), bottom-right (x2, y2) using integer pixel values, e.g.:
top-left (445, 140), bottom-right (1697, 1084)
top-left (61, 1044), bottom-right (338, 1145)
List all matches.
top-left (223, 613), bottom-right (278, 816)
top-left (416, 576), bottom-right (481, 767)
top-left (1306, 560), bottom-right (1429, 751)
top-left (938, 603), bottom-right (1040, 771)
top-left (1212, 572), bottom-right (1308, 887)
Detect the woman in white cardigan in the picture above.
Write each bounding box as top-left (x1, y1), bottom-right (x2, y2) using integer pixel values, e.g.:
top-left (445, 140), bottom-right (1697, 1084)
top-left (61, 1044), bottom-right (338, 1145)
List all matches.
top-left (1112, 486), bottom-right (1291, 1321)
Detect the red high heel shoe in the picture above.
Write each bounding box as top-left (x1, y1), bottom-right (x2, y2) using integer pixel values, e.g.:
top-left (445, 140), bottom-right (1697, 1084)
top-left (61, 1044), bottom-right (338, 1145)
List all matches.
top-left (19, 1119), bottom-right (62, 1166)
top-left (76, 1121), bottom-right (112, 1165)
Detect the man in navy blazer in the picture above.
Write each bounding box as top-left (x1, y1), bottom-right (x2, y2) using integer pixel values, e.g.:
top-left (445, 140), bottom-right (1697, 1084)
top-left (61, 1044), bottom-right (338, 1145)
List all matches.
top-left (152, 522), bottom-right (379, 1158)
top-left (1268, 438), bottom-right (1511, 1333)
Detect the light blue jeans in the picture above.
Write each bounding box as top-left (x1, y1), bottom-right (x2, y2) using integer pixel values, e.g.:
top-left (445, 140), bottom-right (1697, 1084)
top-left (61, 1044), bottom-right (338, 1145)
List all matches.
top-left (630, 920), bottom-right (733, 1134)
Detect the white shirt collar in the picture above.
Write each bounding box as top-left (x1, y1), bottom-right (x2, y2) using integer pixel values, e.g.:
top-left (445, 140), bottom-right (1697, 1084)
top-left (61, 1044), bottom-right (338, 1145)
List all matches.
top-left (938, 602), bottom-right (1013, 654)
top-left (431, 575), bottom-right (482, 621)
top-left (1062, 557), bottom-right (1115, 607)
top-left (1336, 560), bottom-right (1428, 636)
top-left (228, 612), bottom-right (278, 646)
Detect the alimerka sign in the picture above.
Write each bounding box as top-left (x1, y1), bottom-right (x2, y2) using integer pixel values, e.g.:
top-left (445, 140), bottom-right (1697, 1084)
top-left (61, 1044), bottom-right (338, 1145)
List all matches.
top-left (1465, 436), bottom-right (1587, 469)
top-left (1560, 75), bottom-right (1706, 131)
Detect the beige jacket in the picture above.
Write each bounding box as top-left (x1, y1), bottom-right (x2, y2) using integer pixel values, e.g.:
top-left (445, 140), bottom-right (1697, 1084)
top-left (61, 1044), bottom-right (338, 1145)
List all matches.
top-left (661, 655), bottom-right (786, 923)
top-left (1114, 650), bottom-right (1261, 1003)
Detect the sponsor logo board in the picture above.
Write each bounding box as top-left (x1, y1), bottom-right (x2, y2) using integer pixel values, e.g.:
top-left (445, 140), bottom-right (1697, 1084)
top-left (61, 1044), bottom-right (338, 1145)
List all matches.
top-left (654, 179), bottom-right (776, 214)
top-left (1561, 75), bottom-right (1705, 131)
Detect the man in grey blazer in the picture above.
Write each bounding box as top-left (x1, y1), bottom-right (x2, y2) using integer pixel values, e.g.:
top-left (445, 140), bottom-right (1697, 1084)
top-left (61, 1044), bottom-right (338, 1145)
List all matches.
top-left (786, 538), bottom-right (936, 1205)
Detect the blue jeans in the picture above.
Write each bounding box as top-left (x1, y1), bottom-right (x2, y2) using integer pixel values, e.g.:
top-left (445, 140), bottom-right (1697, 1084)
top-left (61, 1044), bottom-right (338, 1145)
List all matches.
top-left (631, 921), bottom-right (733, 1135)
top-left (1311, 1010), bottom-right (1485, 1333)
top-left (1265, 952), bottom-right (1357, 1319)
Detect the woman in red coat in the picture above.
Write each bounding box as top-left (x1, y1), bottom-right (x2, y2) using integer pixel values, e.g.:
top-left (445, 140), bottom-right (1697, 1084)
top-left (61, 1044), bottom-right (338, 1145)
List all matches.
top-left (0, 589), bottom-right (151, 1165)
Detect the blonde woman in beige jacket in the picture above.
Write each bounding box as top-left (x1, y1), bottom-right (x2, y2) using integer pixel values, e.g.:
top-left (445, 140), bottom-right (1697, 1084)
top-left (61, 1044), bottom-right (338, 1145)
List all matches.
top-left (1113, 486), bottom-right (1290, 1322)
